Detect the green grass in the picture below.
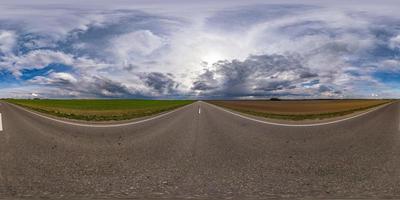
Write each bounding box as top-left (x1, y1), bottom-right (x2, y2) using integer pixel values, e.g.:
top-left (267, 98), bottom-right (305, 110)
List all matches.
top-left (5, 99), bottom-right (194, 121)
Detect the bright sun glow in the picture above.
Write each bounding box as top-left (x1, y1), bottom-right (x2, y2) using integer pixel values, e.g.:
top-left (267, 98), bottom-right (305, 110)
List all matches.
top-left (201, 51), bottom-right (225, 65)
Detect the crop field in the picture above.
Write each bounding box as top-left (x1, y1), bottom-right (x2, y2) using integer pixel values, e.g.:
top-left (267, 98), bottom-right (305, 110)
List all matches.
top-left (207, 100), bottom-right (392, 120)
top-left (5, 99), bottom-right (194, 121)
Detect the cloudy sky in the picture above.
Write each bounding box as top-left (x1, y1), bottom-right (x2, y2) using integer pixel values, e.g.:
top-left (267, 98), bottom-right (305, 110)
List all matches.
top-left (0, 0), bottom-right (399, 99)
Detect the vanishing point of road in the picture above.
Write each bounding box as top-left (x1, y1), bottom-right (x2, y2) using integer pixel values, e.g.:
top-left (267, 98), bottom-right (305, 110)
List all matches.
top-left (0, 101), bottom-right (400, 199)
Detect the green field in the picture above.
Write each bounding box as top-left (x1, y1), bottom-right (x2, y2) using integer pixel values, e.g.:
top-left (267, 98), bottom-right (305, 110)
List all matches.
top-left (5, 99), bottom-right (194, 121)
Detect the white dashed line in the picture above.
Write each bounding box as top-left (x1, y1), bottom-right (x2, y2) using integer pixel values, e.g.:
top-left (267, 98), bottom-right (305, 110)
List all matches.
top-left (198, 107), bottom-right (201, 114)
top-left (0, 113), bottom-right (3, 131)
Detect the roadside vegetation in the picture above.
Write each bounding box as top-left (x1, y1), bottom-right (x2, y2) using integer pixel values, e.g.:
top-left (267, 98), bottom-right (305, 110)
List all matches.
top-left (207, 100), bottom-right (393, 121)
top-left (5, 99), bottom-right (194, 121)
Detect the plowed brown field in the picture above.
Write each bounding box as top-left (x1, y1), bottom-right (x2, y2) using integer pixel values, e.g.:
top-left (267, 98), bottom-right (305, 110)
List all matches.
top-left (207, 100), bottom-right (392, 120)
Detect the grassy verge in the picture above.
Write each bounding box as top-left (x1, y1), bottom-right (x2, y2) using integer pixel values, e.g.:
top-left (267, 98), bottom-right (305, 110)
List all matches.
top-left (208, 100), bottom-right (392, 121)
top-left (5, 99), bottom-right (194, 121)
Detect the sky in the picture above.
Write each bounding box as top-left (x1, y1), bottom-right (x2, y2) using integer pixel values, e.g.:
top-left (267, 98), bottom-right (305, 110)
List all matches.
top-left (0, 0), bottom-right (399, 99)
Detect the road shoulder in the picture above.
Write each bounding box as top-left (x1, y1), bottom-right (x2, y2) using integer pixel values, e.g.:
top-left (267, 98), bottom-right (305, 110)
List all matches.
top-left (204, 101), bottom-right (392, 126)
top-left (2, 101), bottom-right (195, 127)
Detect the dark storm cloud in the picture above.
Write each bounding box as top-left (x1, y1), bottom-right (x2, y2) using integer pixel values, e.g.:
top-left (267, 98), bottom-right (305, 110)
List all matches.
top-left (299, 71), bottom-right (318, 79)
top-left (140, 72), bottom-right (179, 95)
top-left (255, 80), bottom-right (295, 92)
top-left (29, 73), bottom-right (141, 98)
top-left (193, 54), bottom-right (336, 98)
top-left (88, 77), bottom-right (134, 97)
top-left (191, 69), bottom-right (217, 91)
top-left (318, 85), bottom-right (342, 94)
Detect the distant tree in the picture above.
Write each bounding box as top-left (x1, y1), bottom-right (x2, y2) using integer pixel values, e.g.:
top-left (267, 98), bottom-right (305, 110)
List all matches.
top-left (270, 97), bottom-right (281, 101)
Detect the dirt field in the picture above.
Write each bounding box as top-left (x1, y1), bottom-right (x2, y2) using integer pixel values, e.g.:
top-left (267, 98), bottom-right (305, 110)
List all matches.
top-left (207, 100), bottom-right (392, 120)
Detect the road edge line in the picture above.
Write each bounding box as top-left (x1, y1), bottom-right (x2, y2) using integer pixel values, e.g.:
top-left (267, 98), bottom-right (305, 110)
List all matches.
top-left (0, 113), bottom-right (3, 131)
top-left (203, 101), bottom-right (392, 127)
top-left (5, 102), bottom-right (195, 128)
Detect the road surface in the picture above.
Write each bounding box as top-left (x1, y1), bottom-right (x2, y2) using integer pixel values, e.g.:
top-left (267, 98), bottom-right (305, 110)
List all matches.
top-left (0, 101), bottom-right (399, 199)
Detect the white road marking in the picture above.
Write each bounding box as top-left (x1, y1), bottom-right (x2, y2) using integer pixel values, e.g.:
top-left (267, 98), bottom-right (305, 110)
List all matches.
top-left (203, 101), bottom-right (391, 127)
top-left (8, 102), bottom-right (194, 128)
top-left (0, 113), bottom-right (3, 131)
top-left (198, 107), bottom-right (201, 114)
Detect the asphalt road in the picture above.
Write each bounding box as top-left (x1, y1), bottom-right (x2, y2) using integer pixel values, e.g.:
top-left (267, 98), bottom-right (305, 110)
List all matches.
top-left (0, 101), bottom-right (399, 199)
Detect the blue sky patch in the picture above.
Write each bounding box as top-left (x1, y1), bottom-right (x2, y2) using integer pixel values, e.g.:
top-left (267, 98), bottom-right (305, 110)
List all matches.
top-left (20, 63), bottom-right (73, 81)
top-left (374, 71), bottom-right (400, 84)
top-left (0, 69), bottom-right (19, 87)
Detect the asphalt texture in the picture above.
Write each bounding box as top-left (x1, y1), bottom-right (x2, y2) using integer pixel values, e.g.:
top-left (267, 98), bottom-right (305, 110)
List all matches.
top-left (0, 101), bottom-right (400, 199)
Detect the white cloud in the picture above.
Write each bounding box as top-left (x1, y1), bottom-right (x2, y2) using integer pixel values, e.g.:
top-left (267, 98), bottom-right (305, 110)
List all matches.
top-left (0, 2), bottom-right (399, 98)
top-left (379, 59), bottom-right (400, 72)
top-left (0, 49), bottom-right (111, 77)
top-left (0, 50), bottom-right (74, 76)
top-left (0, 6), bottom-right (109, 41)
top-left (51, 72), bottom-right (77, 83)
top-left (0, 30), bottom-right (16, 56)
top-left (109, 30), bottom-right (166, 65)
top-left (389, 35), bottom-right (400, 49)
